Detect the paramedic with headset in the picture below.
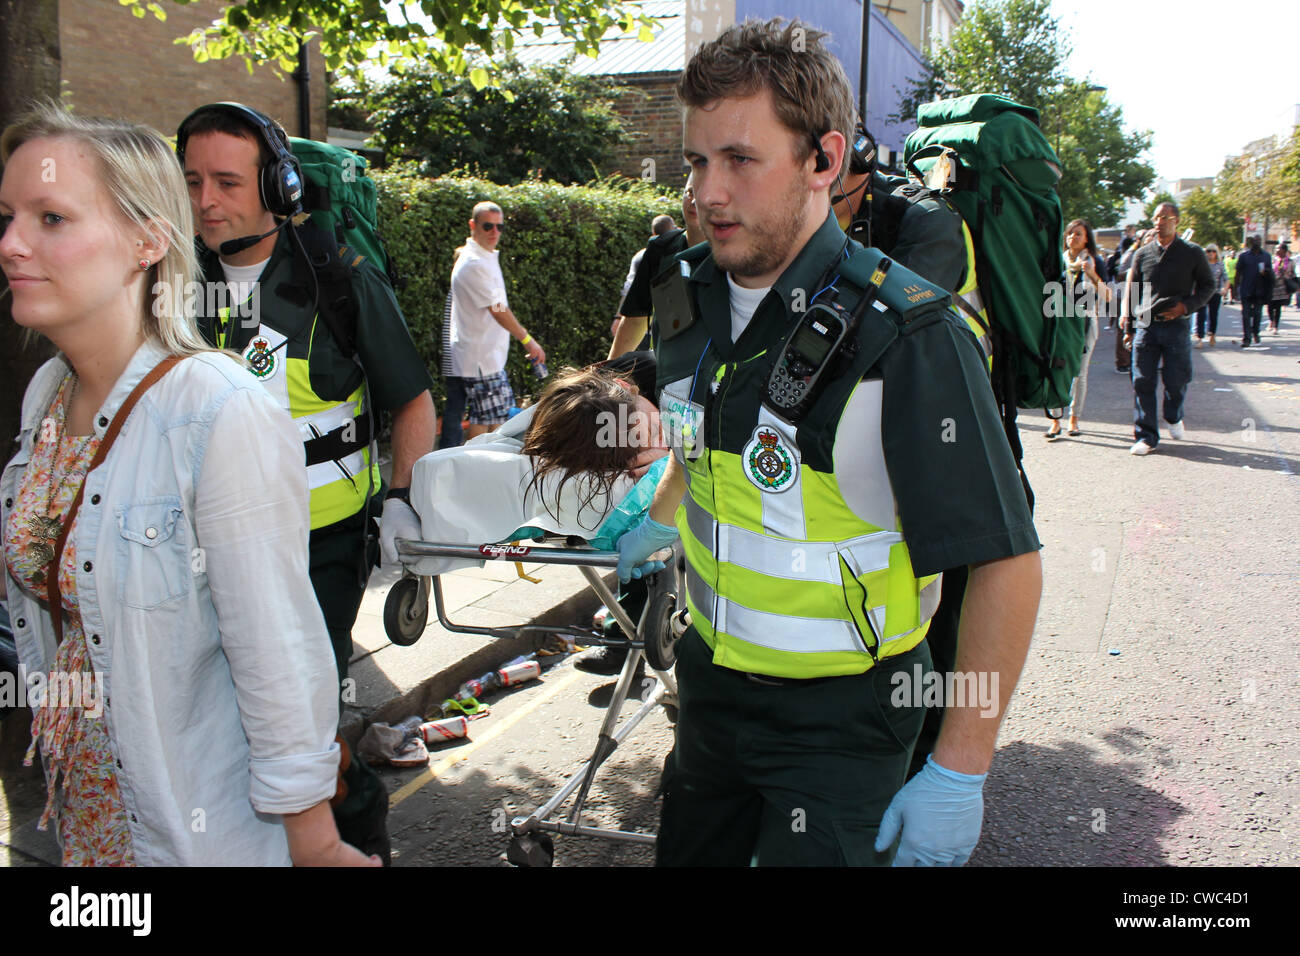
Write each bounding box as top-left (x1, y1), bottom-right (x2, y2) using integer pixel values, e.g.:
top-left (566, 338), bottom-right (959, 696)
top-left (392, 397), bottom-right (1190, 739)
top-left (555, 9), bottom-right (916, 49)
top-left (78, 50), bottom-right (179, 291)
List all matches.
top-left (616, 19), bottom-right (1043, 866)
top-left (177, 103), bottom-right (436, 862)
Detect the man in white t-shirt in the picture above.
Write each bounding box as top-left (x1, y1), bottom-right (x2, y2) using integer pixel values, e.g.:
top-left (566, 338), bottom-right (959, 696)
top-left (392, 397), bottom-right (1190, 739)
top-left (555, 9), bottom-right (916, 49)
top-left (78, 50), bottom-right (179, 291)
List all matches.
top-left (440, 202), bottom-right (546, 446)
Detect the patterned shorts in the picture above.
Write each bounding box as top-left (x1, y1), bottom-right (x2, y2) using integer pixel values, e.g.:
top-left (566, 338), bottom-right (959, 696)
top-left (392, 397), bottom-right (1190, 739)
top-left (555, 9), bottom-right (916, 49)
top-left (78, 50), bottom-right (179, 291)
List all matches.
top-left (465, 370), bottom-right (515, 425)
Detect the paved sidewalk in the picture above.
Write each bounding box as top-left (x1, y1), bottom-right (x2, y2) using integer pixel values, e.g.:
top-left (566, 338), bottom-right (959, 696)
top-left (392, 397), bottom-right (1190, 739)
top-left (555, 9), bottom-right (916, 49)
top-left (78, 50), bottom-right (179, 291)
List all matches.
top-left (974, 305), bottom-right (1300, 864)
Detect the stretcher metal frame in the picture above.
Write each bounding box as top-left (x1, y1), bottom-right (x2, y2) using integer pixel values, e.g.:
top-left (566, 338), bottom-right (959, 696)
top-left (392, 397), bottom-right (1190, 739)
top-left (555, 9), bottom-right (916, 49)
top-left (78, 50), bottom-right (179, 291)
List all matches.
top-left (388, 536), bottom-right (682, 868)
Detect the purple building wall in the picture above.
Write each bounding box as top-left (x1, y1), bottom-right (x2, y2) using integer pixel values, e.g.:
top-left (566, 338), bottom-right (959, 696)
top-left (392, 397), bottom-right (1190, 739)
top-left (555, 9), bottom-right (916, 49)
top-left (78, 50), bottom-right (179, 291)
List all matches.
top-left (733, 0), bottom-right (926, 159)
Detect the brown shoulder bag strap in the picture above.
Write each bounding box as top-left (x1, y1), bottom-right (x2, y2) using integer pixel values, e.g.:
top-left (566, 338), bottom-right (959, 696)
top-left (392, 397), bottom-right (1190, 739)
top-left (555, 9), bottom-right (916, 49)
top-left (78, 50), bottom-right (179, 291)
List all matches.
top-left (45, 355), bottom-right (184, 644)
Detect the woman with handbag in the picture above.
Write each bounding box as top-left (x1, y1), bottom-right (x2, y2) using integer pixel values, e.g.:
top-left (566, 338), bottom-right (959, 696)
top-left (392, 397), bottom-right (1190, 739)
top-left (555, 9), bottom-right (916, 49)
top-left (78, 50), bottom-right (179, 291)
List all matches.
top-left (1049, 219), bottom-right (1110, 439)
top-left (0, 104), bottom-right (378, 866)
top-left (1269, 242), bottom-right (1295, 335)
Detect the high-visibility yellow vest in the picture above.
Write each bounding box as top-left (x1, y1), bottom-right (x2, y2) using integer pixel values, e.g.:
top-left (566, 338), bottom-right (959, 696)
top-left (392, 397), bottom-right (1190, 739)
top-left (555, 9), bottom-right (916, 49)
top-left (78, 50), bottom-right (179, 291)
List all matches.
top-left (953, 220), bottom-right (993, 372)
top-left (656, 242), bottom-right (944, 679)
top-left (215, 309), bottom-right (376, 530)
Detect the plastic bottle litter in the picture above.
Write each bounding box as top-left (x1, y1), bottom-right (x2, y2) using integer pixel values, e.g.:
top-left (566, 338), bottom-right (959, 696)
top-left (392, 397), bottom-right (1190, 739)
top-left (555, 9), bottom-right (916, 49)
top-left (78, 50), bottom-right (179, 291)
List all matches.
top-left (420, 716), bottom-right (470, 743)
top-left (454, 671), bottom-right (502, 701)
top-left (498, 659), bottom-right (542, 686)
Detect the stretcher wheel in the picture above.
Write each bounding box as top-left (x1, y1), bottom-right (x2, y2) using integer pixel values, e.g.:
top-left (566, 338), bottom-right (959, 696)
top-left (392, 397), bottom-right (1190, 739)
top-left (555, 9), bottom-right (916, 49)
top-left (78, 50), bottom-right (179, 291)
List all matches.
top-left (384, 575), bottom-right (429, 646)
top-left (642, 591), bottom-right (678, 672)
top-left (506, 832), bottom-right (554, 868)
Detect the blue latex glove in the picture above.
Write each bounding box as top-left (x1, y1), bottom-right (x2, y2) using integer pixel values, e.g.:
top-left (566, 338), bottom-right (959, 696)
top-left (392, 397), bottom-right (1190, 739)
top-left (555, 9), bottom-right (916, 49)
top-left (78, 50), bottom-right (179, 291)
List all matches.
top-left (615, 516), bottom-right (678, 583)
top-left (874, 754), bottom-right (987, 866)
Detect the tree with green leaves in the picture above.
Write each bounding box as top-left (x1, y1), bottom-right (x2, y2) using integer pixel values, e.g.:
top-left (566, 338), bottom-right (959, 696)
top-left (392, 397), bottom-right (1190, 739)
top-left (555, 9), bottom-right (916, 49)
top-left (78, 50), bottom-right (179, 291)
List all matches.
top-left (1180, 187), bottom-right (1242, 250)
top-left (896, 0), bottom-right (1067, 120)
top-left (117, 0), bottom-right (653, 86)
top-left (1219, 131), bottom-right (1300, 234)
top-left (1047, 80), bottom-right (1154, 229)
top-left (1137, 191), bottom-right (1176, 230)
top-left (895, 0), bottom-right (1153, 229)
top-left (333, 57), bottom-right (628, 184)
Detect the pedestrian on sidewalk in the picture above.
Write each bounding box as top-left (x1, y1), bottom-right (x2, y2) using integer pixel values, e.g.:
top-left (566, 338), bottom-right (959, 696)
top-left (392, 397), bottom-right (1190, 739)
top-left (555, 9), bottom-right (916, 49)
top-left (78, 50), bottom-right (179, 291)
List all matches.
top-left (1268, 242), bottom-right (1295, 335)
top-left (1121, 202), bottom-right (1213, 455)
top-left (1195, 244), bottom-right (1226, 348)
top-left (442, 201), bottom-right (546, 448)
top-left (1, 106), bottom-right (376, 866)
top-left (1114, 228), bottom-right (1155, 373)
top-left (1234, 235), bottom-right (1271, 346)
top-left (1049, 219), bottom-right (1109, 439)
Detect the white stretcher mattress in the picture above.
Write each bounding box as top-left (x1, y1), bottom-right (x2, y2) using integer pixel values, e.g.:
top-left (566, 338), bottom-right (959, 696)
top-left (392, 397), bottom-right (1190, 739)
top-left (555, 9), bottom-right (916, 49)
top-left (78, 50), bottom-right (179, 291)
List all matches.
top-left (406, 406), bottom-right (637, 576)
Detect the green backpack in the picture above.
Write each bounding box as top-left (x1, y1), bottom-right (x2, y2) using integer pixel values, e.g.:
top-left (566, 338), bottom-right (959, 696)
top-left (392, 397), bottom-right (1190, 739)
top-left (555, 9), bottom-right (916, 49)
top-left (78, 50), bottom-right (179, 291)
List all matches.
top-left (288, 137), bottom-right (402, 291)
top-left (904, 95), bottom-right (1077, 412)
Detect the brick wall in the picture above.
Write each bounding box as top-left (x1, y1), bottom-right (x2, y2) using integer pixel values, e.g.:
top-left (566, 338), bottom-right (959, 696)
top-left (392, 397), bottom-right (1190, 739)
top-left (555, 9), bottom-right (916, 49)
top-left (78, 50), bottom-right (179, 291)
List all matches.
top-left (609, 72), bottom-right (686, 190)
top-left (59, 0), bottom-right (326, 141)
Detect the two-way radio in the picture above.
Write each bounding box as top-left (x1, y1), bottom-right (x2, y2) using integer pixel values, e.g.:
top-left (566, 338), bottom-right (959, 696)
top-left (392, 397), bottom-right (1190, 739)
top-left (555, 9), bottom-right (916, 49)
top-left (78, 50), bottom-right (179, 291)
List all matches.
top-left (763, 257), bottom-right (893, 424)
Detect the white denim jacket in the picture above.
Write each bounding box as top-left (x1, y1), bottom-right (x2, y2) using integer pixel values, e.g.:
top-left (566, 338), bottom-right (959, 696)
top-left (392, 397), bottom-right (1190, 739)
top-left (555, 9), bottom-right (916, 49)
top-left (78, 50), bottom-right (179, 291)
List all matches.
top-left (1, 339), bottom-right (340, 866)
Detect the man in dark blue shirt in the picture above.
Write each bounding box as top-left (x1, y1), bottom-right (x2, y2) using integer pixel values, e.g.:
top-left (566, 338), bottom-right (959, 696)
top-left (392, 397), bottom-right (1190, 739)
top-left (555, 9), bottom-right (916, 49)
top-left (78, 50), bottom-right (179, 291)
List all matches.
top-left (1233, 235), bottom-right (1272, 346)
top-left (1121, 202), bottom-right (1213, 455)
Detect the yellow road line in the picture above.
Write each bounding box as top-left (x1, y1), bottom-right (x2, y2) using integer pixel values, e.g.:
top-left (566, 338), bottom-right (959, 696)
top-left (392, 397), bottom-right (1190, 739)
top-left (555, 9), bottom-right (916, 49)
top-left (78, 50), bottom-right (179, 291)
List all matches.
top-left (388, 668), bottom-right (584, 808)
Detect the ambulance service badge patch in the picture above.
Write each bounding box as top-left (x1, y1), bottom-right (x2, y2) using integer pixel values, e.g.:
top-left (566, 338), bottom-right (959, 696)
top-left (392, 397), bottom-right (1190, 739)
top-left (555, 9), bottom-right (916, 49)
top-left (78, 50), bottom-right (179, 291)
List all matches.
top-left (243, 336), bottom-right (277, 379)
top-left (744, 426), bottom-right (795, 492)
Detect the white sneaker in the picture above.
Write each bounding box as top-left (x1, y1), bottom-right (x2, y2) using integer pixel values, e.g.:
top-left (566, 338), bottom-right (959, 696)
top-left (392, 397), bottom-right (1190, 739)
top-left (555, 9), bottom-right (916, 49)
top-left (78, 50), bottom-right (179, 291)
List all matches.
top-left (1130, 440), bottom-right (1155, 456)
top-left (1168, 420), bottom-right (1185, 440)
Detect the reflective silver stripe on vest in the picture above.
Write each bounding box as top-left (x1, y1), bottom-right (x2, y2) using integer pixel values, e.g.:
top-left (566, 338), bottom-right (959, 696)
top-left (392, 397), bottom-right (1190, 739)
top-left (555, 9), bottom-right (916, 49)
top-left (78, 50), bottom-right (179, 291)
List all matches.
top-left (306, 447), bottom-right (367, 489)
top-left (245, 323), bottom-right (366, 491)
top-left (685, 495), bottom-right (901, 584)
top-left (756, 406), bottom-right (806, 539)
top-left (955, 290), bottom-right (992, 360)
top-left (687, 568), bottom-right (936, 655)
top-left (919, 575), bottom-right (942, 622)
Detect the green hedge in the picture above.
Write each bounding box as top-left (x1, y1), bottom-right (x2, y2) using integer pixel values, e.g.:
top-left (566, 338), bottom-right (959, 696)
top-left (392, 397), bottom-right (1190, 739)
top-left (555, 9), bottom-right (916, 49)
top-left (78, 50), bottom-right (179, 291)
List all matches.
top-left (374, 170), bottom-right (679, 410)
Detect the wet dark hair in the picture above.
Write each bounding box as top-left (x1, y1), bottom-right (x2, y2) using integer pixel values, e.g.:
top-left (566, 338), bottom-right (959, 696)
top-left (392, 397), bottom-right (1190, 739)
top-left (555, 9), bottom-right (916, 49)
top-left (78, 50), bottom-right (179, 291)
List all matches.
top-left (522, 367), bottom-right (647, 528)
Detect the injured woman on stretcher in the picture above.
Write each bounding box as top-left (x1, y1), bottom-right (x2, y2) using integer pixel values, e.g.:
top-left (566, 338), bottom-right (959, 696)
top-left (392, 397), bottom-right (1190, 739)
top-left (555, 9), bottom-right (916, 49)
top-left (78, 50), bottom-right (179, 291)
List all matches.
top-left (404, 352), bottom-right (670, 576)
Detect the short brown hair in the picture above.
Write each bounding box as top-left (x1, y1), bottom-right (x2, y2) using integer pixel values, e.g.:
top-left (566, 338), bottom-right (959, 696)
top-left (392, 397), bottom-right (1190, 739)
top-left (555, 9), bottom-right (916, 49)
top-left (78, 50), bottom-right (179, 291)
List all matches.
top-left (676, 18), bottom-right (857, 176)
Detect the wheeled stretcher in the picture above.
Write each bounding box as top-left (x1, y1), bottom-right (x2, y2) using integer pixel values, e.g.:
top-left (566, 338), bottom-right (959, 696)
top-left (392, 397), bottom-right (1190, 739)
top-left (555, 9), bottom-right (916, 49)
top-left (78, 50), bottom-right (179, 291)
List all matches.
top-left (382, 407), bottom-right (683, 866)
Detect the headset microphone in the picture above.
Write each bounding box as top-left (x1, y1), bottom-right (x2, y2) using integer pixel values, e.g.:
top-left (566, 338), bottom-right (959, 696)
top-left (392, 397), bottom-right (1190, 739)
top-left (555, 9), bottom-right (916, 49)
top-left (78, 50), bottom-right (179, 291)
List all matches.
top-left (219, 217), bottom-right (291, 257)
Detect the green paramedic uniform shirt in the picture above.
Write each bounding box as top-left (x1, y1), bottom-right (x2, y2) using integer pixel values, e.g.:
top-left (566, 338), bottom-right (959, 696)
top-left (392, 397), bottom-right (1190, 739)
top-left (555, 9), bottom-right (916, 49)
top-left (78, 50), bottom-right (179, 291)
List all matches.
top-left (653, 213), bottom-right (1039, 675)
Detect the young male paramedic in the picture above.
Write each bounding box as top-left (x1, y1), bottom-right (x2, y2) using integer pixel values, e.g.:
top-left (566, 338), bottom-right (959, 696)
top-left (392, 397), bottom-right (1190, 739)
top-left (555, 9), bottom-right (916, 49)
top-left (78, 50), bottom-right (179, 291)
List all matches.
top-left (177, 103), bottom-right (436, 860)
top-left (615, 19), bottom-right (1043, 866)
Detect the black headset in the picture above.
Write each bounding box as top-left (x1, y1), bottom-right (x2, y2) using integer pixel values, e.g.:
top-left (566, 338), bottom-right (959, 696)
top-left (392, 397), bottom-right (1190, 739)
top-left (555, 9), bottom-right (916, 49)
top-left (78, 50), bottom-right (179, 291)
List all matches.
top-left (812, 126), bottom-right (877, 175)
top-left (176, 102), bottom-right (304, 218)
top-left (848, 125), bottom-right (878, 175)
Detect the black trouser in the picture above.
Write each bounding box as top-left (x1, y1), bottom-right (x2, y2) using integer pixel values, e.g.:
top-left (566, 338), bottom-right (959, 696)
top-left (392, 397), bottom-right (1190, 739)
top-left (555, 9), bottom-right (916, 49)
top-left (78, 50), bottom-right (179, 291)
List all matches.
top-left (657, 632), bottom-right (929, 866)
top-left (1195, 294), bottom-right (1221, 337)
top-left (1242, 297), bottom-right (1265, 342)
top-left (1267, 300), bottom-right (1284, 329)
top-left (309, 502), bottom-right (391, 863)
top-left (439, 375), bottom-right (469, 449)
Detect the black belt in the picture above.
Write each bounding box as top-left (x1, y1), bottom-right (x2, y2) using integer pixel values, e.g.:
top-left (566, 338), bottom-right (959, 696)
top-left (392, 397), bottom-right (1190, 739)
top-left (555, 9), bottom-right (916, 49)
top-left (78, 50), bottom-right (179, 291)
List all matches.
top-left (303, 413), bottom-right (372, 466)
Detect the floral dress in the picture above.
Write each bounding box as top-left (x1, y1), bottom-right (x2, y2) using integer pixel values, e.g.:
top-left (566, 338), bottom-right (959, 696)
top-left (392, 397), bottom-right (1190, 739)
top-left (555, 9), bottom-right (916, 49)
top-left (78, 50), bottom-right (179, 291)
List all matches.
top-left (1, 373), bottom-right (135, 866)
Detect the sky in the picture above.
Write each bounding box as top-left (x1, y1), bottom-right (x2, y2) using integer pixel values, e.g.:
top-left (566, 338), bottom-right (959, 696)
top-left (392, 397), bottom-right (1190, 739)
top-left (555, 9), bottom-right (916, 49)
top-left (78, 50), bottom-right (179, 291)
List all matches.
top-left (1051, 0), bottom-right (1300, 185)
